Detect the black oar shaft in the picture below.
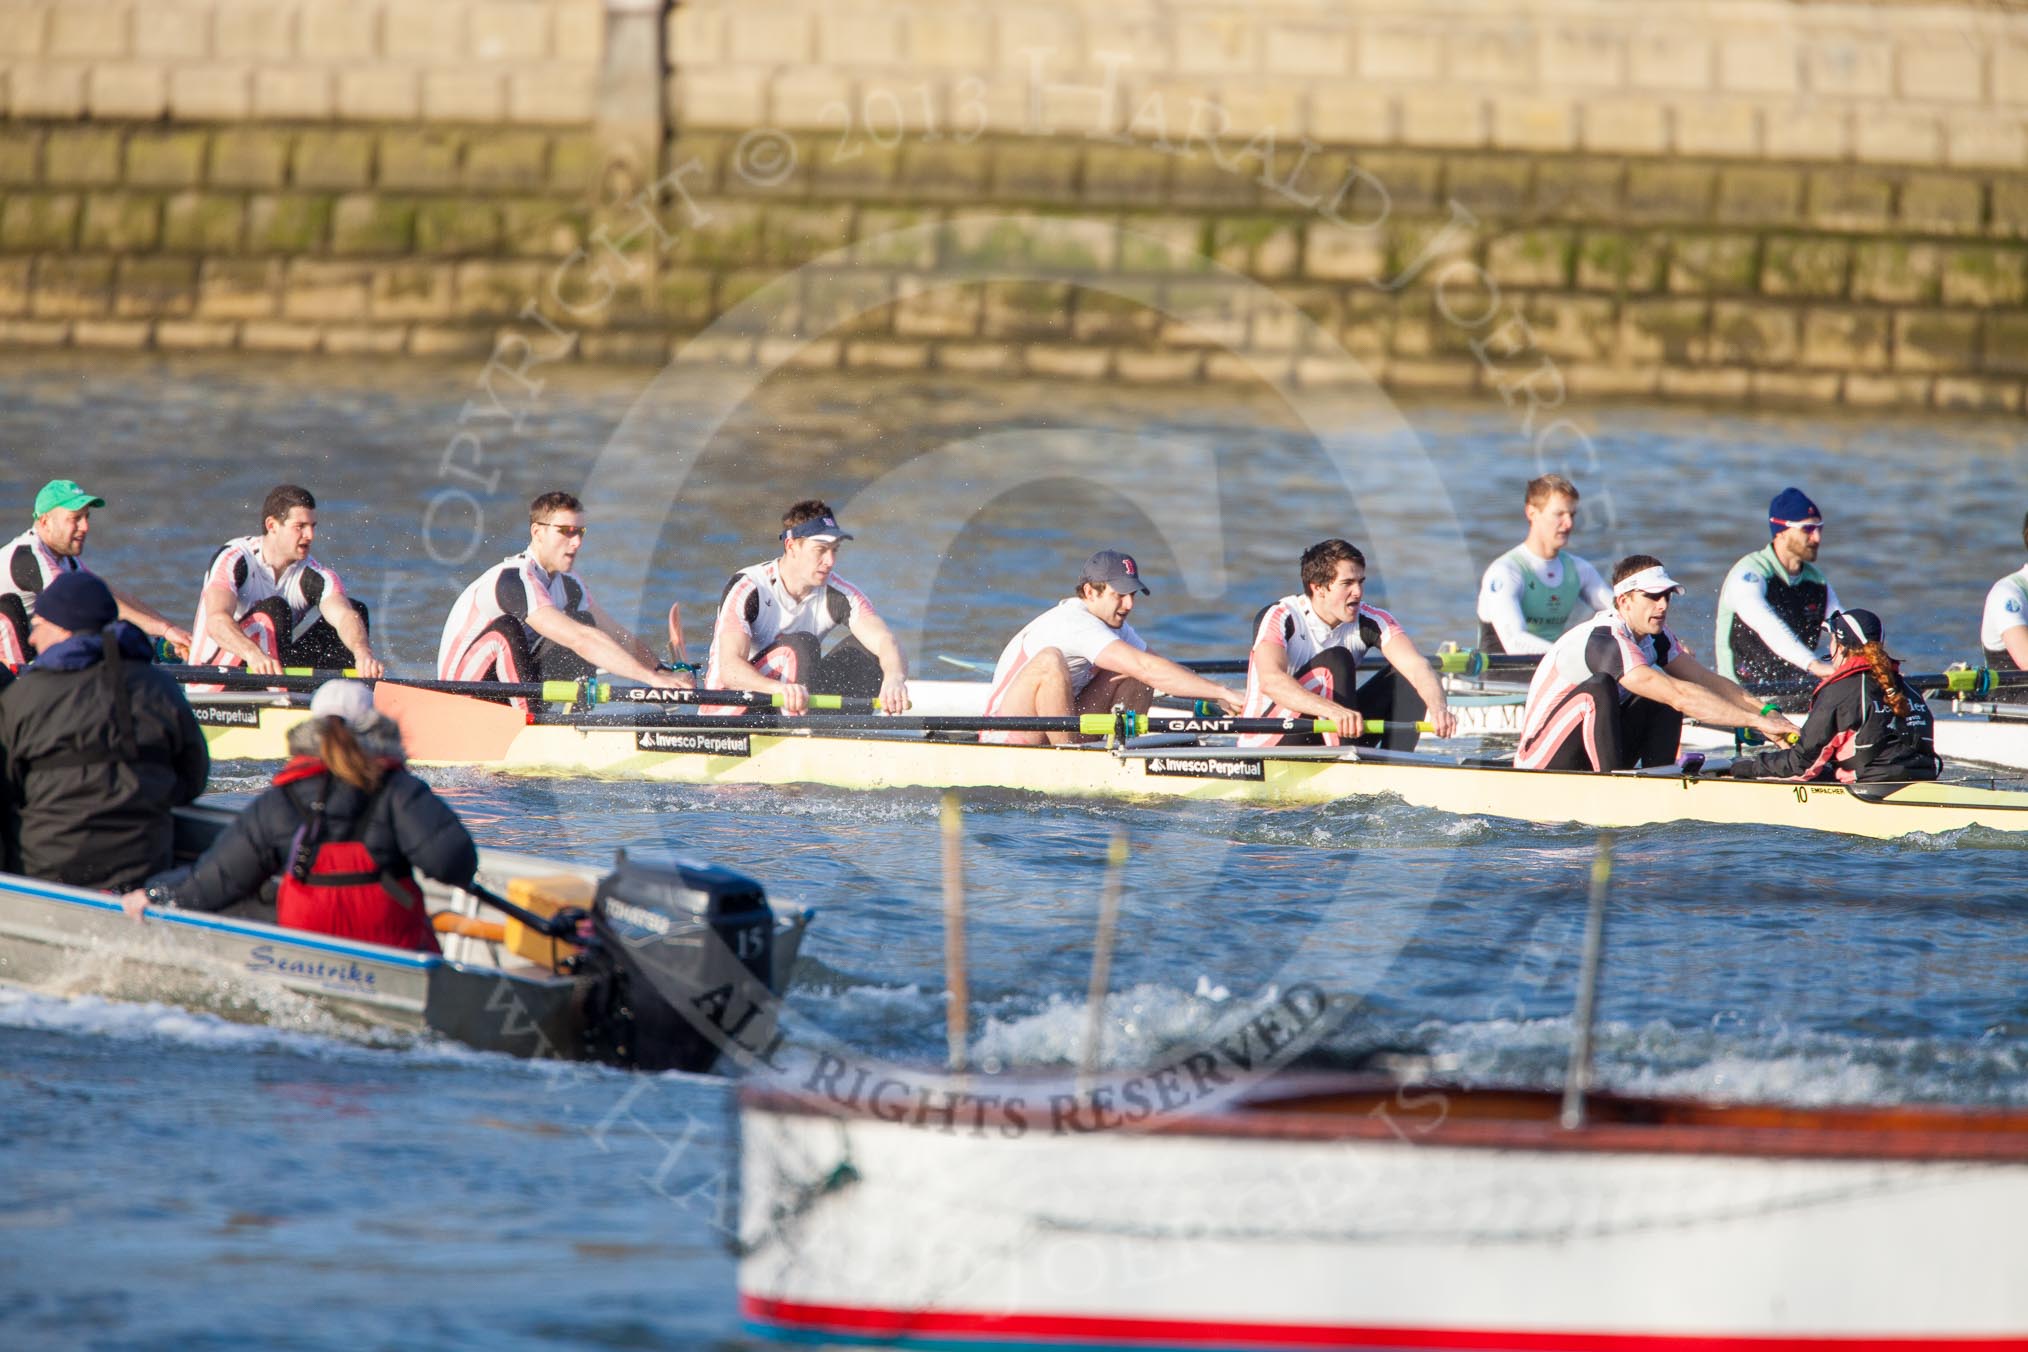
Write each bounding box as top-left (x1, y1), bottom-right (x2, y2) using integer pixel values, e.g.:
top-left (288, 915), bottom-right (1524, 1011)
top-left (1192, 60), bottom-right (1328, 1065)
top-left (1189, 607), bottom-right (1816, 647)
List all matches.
top-left (162, 664), bottom-right (794, 709)
top-left (1177, 651), bottom-right (1540, 677)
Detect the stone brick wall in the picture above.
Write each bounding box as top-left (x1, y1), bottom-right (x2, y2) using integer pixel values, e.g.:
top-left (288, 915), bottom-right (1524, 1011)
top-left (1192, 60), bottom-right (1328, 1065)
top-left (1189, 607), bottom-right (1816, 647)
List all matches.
top-left (0, 120), bottom-right (623, 357)
top-left (666, 0), bottom-right (2028, 171)
top-left (0, 0), bottom-right (2022, 413)
top-left (0, 0), bottom-right (606, 124)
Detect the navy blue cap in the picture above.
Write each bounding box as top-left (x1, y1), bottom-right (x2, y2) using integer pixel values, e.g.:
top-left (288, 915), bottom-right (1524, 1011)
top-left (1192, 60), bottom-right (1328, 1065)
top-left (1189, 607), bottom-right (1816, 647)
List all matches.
top-left (1769, 487), bottom-right (1822, 536)
top-left (36, 570), bottom-right (117, 632)
top-left (1828, 608), bottom-right (1883, 648)
top-left (1081, 549), bottom-right (1149, 596)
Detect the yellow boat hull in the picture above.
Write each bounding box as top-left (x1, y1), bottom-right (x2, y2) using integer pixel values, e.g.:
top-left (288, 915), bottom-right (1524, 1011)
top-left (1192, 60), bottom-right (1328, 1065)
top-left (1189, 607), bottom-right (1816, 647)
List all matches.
top-left (197, 706), bottom-right (2028, 840)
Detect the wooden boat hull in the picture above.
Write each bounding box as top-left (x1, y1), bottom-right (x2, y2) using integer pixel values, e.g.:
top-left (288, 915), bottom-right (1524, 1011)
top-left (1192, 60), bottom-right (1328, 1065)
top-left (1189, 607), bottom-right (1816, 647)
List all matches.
top-left (738, 1079), bottom-right (2028, 1349)
top-left (194, 703), bottom-right (2028, 840)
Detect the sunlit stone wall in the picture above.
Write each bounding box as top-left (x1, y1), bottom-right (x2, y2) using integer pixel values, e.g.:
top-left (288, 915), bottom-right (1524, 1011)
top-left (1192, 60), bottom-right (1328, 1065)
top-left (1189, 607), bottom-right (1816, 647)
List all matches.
top-left (0, 0), bottom-right (2021, 411)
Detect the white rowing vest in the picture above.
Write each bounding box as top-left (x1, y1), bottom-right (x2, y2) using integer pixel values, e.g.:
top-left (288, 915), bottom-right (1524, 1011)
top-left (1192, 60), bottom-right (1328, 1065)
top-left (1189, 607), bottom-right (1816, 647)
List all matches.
top-left (189, 536), bottom-right (348, 664)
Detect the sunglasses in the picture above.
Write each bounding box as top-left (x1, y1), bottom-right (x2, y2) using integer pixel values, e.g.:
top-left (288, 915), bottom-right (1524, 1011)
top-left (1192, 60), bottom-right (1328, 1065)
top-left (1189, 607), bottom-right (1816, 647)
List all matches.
top-left (1774, 519), bottom-right (1824, 536)
top-left (537, 520), bottom-right (587, 540)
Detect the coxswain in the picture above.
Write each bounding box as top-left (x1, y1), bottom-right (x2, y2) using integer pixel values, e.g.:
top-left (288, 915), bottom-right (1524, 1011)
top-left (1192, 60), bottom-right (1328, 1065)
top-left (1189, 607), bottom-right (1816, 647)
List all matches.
top-left (1241, 538), bottom-right (1458, 751)
top-left (0, 572), bottom-right (208, 890)
top-left (1516, 555), bottom-right (1795, 772)
top-left (121, 680), bottom-right (477, 953)
top-left (0, 478), bottom-right (192, 668)
top-left (704, 500), bottom-right (909, 715)
top-left (1979, 510), bottom-right (2028, 671)
top-left (1714, 487), bottom-right (1841, 688)
top-left (1475, 474), bottom-right (1613, 655)
top-left (438, 490), bottom-right (688, 705)
top-left (188, 484), bottom-right (383, 678)
top-left (980, 549), bottom-right (1243, 746)
top-left (1728, 609), bottom-right (1938, 784)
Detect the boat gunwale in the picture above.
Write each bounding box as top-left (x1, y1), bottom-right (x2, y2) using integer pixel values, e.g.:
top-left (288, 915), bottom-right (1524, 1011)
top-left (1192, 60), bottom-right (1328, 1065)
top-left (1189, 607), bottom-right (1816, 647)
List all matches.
top-left (740, 1078), bottom-right (2028, 1164)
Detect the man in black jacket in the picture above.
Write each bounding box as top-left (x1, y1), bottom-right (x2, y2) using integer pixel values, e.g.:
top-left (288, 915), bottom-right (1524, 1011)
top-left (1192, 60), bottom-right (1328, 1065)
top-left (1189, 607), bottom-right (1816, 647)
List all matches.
top-left (0, 571), bottom-right (209, 888)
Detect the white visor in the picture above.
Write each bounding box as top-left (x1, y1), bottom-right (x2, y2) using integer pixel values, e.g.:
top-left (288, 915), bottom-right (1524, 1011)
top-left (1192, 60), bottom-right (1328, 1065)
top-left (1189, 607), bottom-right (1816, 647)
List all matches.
top-left (1612, 565), bottom-right (1684, 598)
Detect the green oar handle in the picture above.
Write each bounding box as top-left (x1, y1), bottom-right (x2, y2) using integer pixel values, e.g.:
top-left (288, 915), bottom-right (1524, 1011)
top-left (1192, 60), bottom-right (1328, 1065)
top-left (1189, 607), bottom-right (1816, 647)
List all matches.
top-left (595, 683), bottom-right (865, 711)
top-left (1114, 713), bottom-right (1434, 737)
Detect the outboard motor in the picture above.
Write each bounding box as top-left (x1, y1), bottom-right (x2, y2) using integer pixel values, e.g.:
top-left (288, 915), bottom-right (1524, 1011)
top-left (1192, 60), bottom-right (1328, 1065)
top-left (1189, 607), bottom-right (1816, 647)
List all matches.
top-left (582, 849), bottom-right (785, 1073)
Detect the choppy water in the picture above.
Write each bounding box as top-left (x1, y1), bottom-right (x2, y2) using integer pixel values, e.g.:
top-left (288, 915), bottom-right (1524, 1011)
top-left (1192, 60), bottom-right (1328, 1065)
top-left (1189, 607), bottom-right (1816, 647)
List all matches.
top-left (1, 353), bottom-right (2024, 1349)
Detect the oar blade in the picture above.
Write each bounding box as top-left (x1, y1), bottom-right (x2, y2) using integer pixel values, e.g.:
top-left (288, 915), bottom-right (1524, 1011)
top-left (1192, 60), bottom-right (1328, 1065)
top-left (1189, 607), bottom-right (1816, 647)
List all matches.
top-left (374, 682), bottom-right (525, 762)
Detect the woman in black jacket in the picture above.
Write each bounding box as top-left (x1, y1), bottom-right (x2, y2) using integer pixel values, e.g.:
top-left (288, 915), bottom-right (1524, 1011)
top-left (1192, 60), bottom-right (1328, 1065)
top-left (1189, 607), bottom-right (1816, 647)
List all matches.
top-left (122, 681), bottom-right (477, 951)
top-left (1728, 609), bottom-right (1938, 784)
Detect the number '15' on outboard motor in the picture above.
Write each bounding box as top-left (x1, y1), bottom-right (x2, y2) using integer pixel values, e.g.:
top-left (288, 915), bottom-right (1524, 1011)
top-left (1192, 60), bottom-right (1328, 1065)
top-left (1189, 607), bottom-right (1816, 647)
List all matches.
top-left (582, 849), bottom-right (788, 1073)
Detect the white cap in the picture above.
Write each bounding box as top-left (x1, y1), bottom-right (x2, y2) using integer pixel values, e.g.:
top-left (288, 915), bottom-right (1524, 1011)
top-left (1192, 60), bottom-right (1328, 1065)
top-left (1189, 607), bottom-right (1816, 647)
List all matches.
top-left (309, 678), bottom-right (376, 725)
top-left (1612, 565), bottom-right (1684, 598)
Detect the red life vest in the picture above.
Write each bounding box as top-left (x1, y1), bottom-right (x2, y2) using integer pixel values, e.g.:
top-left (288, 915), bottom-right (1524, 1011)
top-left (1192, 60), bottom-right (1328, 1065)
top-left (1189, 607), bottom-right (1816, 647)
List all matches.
top-left (273, 758), bottom-right (441, 954)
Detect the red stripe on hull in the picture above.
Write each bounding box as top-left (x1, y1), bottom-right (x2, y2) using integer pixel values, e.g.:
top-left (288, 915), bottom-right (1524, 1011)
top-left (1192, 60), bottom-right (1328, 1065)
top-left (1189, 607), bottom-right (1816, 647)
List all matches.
top-left (741, 1295), bottom-right (2028, 1351)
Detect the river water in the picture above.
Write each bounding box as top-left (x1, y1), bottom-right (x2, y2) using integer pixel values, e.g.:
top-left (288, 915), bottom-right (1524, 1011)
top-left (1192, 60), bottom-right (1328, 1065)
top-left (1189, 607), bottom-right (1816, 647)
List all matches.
top-left (1, 353), bottom-right (2023, 1349)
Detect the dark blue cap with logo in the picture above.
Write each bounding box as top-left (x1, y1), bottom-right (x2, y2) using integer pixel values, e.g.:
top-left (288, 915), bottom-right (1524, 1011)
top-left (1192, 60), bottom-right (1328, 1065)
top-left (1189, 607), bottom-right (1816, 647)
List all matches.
top-left (1768, 487), bottom-right (1822, 536)
top-left (1081, 549), bottom-right (1149, 596)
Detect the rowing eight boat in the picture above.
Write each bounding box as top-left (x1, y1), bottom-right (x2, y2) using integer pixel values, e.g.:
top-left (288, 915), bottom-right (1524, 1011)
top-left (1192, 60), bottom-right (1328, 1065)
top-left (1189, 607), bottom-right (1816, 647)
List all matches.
top-left (190, 693), bottom-right (2028, 841)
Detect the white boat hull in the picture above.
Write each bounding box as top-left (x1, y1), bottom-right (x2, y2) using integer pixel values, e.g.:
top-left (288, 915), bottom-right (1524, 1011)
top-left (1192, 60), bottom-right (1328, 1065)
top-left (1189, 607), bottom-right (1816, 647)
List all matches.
top-left (739, 1084), bottom-right (2028, 1348)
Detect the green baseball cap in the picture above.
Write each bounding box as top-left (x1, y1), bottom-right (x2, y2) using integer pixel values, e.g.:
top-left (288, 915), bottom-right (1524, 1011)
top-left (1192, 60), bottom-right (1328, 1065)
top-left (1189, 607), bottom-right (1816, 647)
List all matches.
top-left (33, 478), bottom-right (105, 519)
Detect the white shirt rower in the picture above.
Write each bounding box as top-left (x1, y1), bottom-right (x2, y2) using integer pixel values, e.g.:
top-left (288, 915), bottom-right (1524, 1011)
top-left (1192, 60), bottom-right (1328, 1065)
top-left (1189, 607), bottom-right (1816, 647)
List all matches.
top-left (980, 549), bottom-right (1241, 746)
top-left (189, 485), bottom-right (380, 678)
top-left (1243, 538), bottom-right (1457, 751)
top-left (705, 500), bottom-right (909, 716)
top-left (1517, 557), bottom-right (1792, 772)
top-left (0, 477), bottom-right (192, 668)
top-left (438, 490), bottom-right (684, 701)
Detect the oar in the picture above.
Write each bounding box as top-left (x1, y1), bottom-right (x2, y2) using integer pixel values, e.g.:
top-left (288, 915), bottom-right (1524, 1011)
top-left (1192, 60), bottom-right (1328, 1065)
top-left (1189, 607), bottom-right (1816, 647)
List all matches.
top-left (608, 711), bottom-right (1434, 738)
top-left (944, 649), bottom-right (1540, 679)
top-left (1166, 649), bottom-right (1540, 678)
top-left (164, 664), bottom-right (877, 712)
top-left (1745, 666), bottom-right (2028, 702)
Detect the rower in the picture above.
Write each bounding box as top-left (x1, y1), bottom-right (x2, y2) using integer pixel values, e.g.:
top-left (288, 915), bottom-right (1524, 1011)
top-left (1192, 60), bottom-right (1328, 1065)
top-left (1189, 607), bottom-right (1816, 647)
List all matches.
top-left (189, 485), bottom-right (382, 679)
top-left (1241, 538), bottom-right (1458, 751)
top-left (1729, 609), bottom-right (1937, 784)
top-left (1714, 487), bottom-right (1841, 689)
top-left (438, 490), bottom-right (687, 705)
top-left (1979, 510), bottom-right (2028, 671)
top-left (704, 500), bottom-right (909, 715)
top-left (1475, 474), bottom-right (1612, 655)
top-left (980, 549), bottom-right (1242, 746)
top-left (1517, 555), bottom-right (1795, 772)
top-left (0, 478), bottom-right (192, 669)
